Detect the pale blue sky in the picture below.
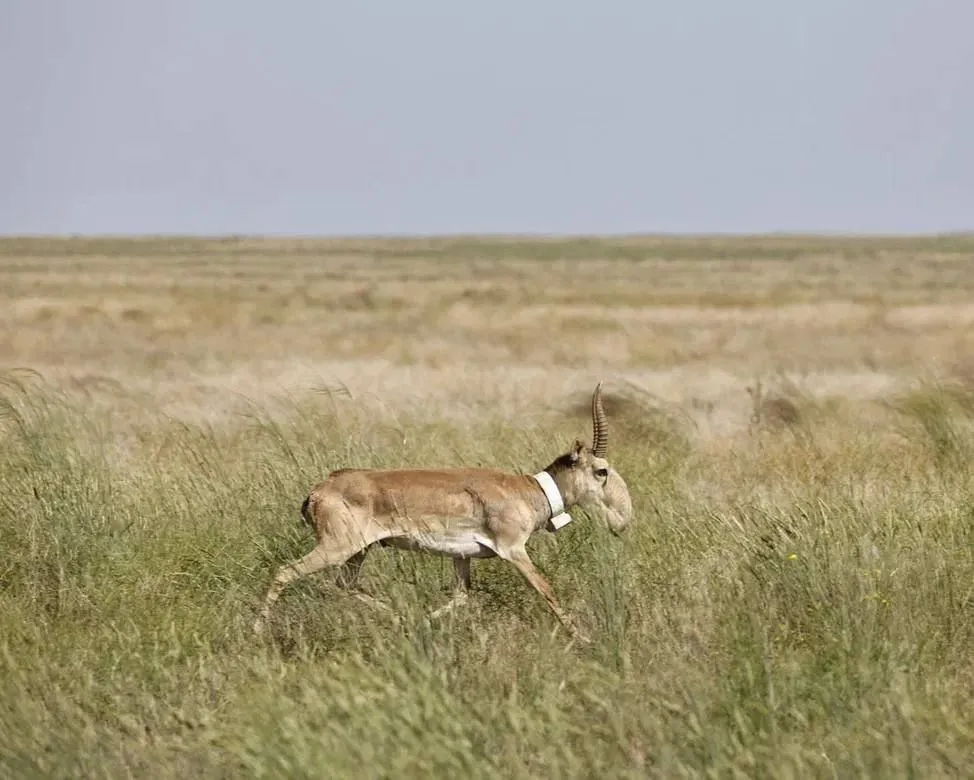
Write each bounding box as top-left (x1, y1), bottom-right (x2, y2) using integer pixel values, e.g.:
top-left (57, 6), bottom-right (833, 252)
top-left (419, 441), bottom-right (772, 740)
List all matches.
top-left (2, 1), bottom-right (972, 235)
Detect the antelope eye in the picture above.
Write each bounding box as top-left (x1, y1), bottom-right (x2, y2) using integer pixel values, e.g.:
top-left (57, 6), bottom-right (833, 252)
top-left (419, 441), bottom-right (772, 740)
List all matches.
top-left (595, 468), bottom-right (609, 479)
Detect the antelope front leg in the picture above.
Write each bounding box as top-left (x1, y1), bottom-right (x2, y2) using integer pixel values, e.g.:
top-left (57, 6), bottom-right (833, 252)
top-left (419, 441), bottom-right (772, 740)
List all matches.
top-left (506, 548), bottom-right (589, 643)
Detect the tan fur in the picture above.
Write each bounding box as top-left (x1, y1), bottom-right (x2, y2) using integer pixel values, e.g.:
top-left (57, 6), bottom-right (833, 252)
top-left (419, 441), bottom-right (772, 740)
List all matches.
top-left (254, 384), bottom-right (633, 642)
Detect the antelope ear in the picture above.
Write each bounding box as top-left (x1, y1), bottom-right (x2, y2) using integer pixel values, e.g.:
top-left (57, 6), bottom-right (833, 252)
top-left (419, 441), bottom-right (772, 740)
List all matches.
top-left (569, 439), bottom-right (586, 463)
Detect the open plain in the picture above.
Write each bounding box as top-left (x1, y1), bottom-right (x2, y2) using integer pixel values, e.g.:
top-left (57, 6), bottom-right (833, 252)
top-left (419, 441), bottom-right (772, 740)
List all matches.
top-left (1, 235), bottom-right (973, 778)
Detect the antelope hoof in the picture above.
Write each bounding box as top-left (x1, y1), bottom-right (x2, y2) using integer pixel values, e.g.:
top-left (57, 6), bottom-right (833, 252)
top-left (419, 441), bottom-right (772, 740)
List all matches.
top-left (566, 619), bottom-right (592, 646)
top-left (427, 591), bottom-right (469, 622)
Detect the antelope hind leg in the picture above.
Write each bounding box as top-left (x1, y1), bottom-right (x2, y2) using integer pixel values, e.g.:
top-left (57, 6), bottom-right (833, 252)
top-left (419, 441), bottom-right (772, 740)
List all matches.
top-left (427, 558), bottom-right (471, 621)
top-left (332, 545), bottom-right (398, 618)
top-left (336, 547), bottom-right (370, 590)
top-left (254, 544), bottom-right (359, 634)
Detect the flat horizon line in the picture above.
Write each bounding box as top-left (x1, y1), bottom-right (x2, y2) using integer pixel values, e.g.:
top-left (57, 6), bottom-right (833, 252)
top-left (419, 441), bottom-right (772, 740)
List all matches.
top-left (2, 230), bottom-right (973, 241)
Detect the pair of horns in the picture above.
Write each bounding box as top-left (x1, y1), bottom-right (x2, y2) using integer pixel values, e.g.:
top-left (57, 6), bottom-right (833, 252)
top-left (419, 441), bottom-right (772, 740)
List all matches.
top-left (591, 381), bottom-right (608, 458)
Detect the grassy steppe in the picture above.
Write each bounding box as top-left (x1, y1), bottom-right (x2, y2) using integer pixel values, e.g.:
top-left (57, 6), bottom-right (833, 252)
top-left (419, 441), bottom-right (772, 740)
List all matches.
top-left (1, 236), bottom-right (973, 778)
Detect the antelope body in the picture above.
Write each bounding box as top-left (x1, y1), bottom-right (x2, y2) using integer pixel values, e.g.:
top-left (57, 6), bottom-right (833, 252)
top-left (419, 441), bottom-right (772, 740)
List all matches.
top-left (254, 383), bottom-right (633, 641)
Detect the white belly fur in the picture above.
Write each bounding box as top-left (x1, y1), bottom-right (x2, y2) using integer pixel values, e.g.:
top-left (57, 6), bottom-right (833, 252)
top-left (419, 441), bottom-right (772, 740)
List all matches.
top-left (382, 530), bottom-right (498, 559)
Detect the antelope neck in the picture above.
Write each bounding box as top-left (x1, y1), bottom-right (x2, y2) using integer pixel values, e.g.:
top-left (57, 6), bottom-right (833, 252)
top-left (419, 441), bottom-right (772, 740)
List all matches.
top-left (531, 471), bottom-right (573, 531)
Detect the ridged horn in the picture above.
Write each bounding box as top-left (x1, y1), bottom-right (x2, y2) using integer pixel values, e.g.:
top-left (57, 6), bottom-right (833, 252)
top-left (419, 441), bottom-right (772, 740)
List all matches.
top-left (591, 381), bottom-right (608, 458)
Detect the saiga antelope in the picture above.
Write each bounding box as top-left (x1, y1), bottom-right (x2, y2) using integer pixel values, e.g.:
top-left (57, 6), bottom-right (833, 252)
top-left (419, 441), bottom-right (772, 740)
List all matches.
top-left (254, 382), bottom-right (633, 641)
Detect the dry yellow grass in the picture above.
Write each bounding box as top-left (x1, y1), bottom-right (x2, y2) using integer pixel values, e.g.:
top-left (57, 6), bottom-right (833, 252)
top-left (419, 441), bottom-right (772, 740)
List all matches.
top-left (3, 235), bottom-right (974, 424)
top-left (1, 235), bottom-right (973, 777)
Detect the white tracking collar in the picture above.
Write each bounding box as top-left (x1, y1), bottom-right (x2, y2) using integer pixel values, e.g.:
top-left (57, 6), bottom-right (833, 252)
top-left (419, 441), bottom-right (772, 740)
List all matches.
top-left (531, 471), bottom-right (573, 531)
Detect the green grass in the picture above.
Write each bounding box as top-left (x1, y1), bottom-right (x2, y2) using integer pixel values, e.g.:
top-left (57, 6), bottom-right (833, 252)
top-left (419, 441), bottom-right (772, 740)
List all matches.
top-left (1, 372), bottom-right (972, 779)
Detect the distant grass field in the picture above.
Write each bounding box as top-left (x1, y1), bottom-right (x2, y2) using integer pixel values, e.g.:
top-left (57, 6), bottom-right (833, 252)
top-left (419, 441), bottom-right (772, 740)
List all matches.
top-left (1, 236), bottom-right (973, 778)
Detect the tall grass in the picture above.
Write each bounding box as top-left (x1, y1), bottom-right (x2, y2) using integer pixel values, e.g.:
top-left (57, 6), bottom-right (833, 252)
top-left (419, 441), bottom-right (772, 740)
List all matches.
top-left (1, 373), bottom-right (972, 778)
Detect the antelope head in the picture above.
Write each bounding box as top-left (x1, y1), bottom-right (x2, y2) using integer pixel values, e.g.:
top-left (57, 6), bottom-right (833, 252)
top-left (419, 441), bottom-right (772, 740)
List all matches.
top-left (544, 382), bottom-right (634, 535)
